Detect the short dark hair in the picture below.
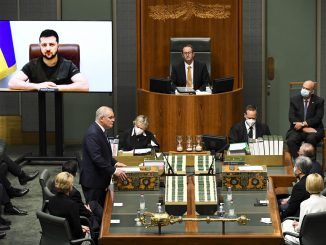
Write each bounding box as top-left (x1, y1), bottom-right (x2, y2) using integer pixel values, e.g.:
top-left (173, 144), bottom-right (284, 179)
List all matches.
top-left (245, 105), bottom-right (257, 113)
top-left (39, 29), bottom-right (59, 43)
top-left (62, 160), bottom-right (78, 176)
top-left (182, 44), bottom-right (194, 53)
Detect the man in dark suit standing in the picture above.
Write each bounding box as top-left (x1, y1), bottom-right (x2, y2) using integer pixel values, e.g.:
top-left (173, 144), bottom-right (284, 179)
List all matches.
top-left (171, 44), bottom-right (210, 91)
top-left (229, 105), bottom-right (271, 143)
top-left (80, 106), bottom-right (127, 207)
top-left (286, 80), bottom-right (324, 158)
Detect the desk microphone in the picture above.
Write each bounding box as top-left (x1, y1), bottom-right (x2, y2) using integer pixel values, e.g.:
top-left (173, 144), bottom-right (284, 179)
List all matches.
top-left (207, 155), bottom-right (216, 175)
top-left (161, 152), bottom-right (175, 175)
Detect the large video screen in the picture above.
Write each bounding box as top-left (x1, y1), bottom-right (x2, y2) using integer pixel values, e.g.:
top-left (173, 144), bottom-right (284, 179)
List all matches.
top-left (0, 21), bottom-right (112, 92)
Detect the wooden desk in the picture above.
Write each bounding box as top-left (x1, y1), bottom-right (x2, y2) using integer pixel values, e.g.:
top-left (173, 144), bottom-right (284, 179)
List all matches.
top-left (100, 176), bottom-right (284, 245)
top-left (137, 88), bottom-right (243, 152)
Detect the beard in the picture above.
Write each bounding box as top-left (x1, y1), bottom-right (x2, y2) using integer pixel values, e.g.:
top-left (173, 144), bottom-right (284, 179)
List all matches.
top-left (42, 50), bottom-right (58, 60)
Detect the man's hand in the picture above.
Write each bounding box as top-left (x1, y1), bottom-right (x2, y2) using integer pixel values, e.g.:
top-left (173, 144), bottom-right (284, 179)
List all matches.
top-left (82, 225), bottom-right (90, 234)
top-left (35, 81), bottom-right (57, 90)
top-left (294, 122), bottom-right (303, 130)
top-left (280, 197), bottom-right (290, 205)
top-left (302, 127), bottom-right (317, 133)
top-left (115, 162), bottom-right (127, 167)
top-left (114, 168), bottom-right (127, 181)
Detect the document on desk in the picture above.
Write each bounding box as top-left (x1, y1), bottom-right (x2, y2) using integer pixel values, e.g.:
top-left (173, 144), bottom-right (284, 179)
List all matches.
top-left (117, 167), bottom-right (140, 173)
top-left (238, 166), bottom-right (264, 171)
top-left (134, 148), bottom-right (152, 154)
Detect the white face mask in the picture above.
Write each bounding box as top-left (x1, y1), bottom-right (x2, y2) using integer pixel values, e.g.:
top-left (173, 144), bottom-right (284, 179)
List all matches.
top-left (300, 88), bottom-right (310, 98)
top-left (134, 127), bottom-right (144, 136)
top-left (246, 119), bottom-right (256, 127)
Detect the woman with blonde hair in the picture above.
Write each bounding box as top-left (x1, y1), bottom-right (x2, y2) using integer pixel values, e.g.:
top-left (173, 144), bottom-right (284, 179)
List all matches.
top-left (282, 173), bottom-right (326, 244)
top-left (48, 172), bottom-right (90, 240)
top-left (119, 115), bottom-right (159, 151)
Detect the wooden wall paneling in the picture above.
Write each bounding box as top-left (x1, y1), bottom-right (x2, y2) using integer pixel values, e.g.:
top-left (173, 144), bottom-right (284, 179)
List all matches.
top-left (137, 88), bottom-right (243, 151)
top-left (137, 0), bottom-right (243, 90)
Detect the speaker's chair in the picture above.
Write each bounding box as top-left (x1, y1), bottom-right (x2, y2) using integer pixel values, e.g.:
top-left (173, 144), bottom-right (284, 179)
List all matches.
top-left (29, 44), bottom-right (80, 69)
top-left (170, 37), bottom-right (211, 75)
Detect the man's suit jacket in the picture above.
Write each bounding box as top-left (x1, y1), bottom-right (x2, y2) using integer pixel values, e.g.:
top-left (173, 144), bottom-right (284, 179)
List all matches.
top-left (80, 122), bottom-right (117, 189)
top-left (288, 94), bottom-right (324, 135)
top-left (171, 60), bottom-right (210, 91)
top-left (119, 128), bottom-right (160, 151)
top-left (48, 193), bottom-right (84, 239)
top-left (229, 121), bottom-right (271, 143)
top-left (282, 175), bottom-right (310, 219)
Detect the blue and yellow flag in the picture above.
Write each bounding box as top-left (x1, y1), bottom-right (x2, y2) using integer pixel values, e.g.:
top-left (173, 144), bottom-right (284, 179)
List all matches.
top-left (0, 21), bottom-right (16, 79)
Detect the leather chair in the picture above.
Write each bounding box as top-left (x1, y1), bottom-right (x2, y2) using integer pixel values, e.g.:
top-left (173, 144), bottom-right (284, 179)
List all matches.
top-left (170, 37), bottom-right (211, 75)
top-left (36, 210), bottom-right (94, 245)
top-left (283, 211), bottom-right (326, 245)
top-left (29, 44), bottom-right (80, 69)
top-left (39, 169), bottom-right (55, 209)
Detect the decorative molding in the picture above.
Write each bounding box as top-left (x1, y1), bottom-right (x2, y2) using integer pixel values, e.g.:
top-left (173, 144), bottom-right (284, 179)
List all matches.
top-left (148, 1), bottom-right (231, 21)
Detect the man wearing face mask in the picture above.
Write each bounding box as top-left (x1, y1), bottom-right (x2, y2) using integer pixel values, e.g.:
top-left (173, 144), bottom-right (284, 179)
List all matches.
top-left (286, 80), bottom-right (324, 159)
top-left (119, 115), bottom-right (159, 151)
top-left (229, 105), bottom-right (271, 143)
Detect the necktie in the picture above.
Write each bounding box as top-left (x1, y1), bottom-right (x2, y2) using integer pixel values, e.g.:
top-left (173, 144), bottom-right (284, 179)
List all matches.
top-left (186, 65), bottom-right (192, 88)
top-left (248, 126), bottom-right (253, 139)
top-left (304, 100), bottom-right (308, 121)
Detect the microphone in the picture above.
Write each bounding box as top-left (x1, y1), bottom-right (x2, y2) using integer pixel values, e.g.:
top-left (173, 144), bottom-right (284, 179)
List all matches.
top-left (207, 144), bottom-right (229, 175)
top-left (161, 152), bottom-right (175, 175)
top-left (207, 155), bottom-right (216, 175)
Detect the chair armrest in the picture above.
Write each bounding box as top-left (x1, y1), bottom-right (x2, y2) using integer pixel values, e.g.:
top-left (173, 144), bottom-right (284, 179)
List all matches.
top-left (80, 216), bottom-right (90, 226)
top-left (283, 231), bottom-right (300, 238)
top-left (71, 237), bottom-right (95, 245)
top-left (283, 216), bottom-right (299, 222)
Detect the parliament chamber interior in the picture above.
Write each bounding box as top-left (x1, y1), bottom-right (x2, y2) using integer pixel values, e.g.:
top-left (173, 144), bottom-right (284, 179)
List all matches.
top-left (0, 0), bottom-right (326, 244)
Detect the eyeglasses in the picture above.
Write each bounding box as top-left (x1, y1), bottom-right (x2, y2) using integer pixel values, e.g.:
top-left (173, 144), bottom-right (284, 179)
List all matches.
top-left (182, 51), bottom-right (193, 55)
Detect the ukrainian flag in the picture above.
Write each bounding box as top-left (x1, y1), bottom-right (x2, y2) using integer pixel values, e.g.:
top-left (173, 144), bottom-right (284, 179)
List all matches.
top-left (0, 21), bottom-right (16, 80)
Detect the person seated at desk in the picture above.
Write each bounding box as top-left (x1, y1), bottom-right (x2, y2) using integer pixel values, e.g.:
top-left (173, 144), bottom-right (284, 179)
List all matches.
top-left (279, 156), bottom-right (312, 220)
top-left (119, 115), bottom-right (159, 151)
top-left (229, 105), bottom-right (271, 143)
top-left (286, 80), bottom-right (324, 159)
top-left (8, 29), bottom-right (89, 92)
top-left (170, 44), bottom-right (210, 91)
top-left (282, 173), bottom-right (326, 244)
top-left (50, 160), bottom-right (103, 238)
top-left (298, 143), bottom-right (323, 178)
top-left (48, 172), bottom-right (91, 240)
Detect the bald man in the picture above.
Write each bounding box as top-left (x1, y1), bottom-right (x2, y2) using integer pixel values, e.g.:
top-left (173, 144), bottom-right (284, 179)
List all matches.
top-left (286, 80), bottom-right (324, 158)
top-left (80, 106), bottom-right (127, 207)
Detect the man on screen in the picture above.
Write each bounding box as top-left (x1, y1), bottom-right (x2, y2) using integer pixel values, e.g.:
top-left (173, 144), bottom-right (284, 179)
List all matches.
top-left (8, 29), bottom-right (89, 91)
top-left (171, 44), bottom-right (210, 91)
top-left (229, 105), bottom-right (271, 143)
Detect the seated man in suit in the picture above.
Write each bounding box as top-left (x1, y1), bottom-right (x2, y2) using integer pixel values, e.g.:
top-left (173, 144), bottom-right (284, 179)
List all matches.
top-left (119, 115), bottom-right (159, 151)
top-left (298, 143), bottom-right (323, 178)
top-left (8, 29), bottom-right (89, 91)
top-left (286, 80), bottom-right (324, 159)
top-left (170, 44), bottom-right (210, 91)
top-left (229, 105), bottom-right (271, 143)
